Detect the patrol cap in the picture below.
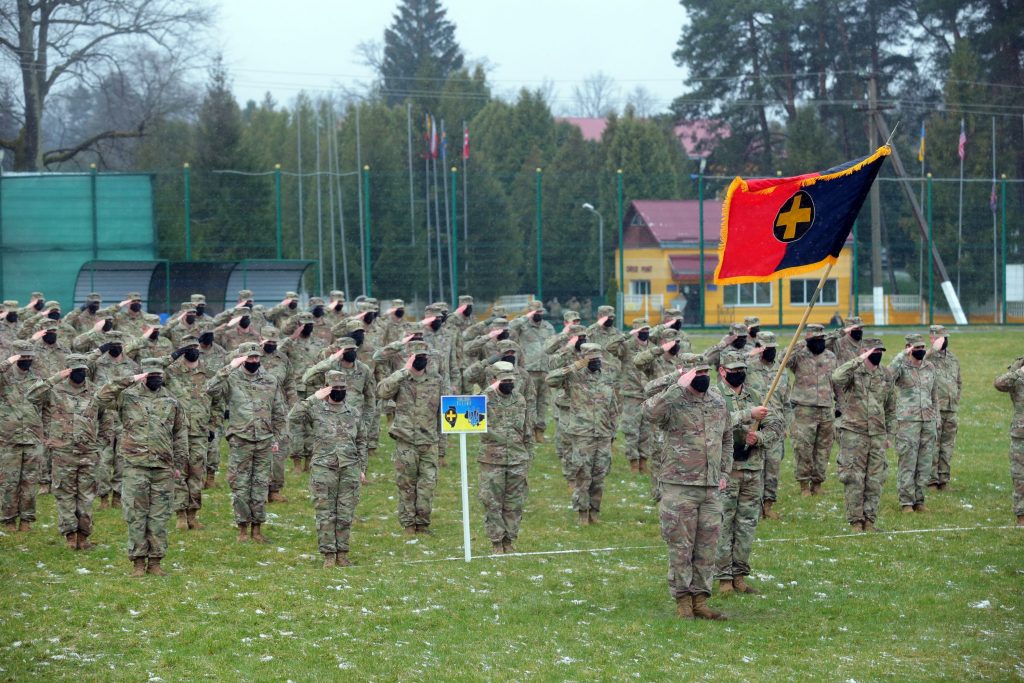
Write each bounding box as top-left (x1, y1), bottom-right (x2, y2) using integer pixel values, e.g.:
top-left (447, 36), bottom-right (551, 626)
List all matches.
top-left (3, 299), bottom-right (18, 308)
top-left (805, 323), bottom-right (826, 338)
top-left (41, 321), bottom-right (60, 332)
top-left (430, 301), bottom-right (449, 313)
top-left (862, 336), bottom-right (886, 351)
top-left (236, 341), bottom-right (263, 357)
top-left (580, 343), bottom-right (603, 359)
top-left (743, 316), bottom-right (761, 327)
top-left (664, 307), bottom-right (683, 318)
top-left (140, 357), bottom-right (165, 375)
top-left (496, 339), bottom-right (519, 354)
top-left (365, 297), bottom-right (379, 307)
top-left (180, 302), bottom-right (197, 312)
top-left (296, 312), bottom-right (314, 324)
top-left (564, 323), bottom-right (586, 337)
top-left (259, 325), bottom-right (280, 341)
top-left (86, 293), bottom-right (102, 303)
top-left (527, 300), bottom-right (545, 312)
top-left (179, 332), bottom-right (200, 346)
top-left (308, 296), bottom-right (325, 307)
top-left (334, 319), bottom-right (365, 337)
top-left (490, 317), bottom-right (509, 328)
top-left (423, 303), bottom-right (442, 315)
top-left (12, 340), bottom-right (35, 357)
top-left (563, 310), bottom-right (581, 323)
top-left (65, 353), bottom-right (90, 370)
top-left (720, 350), bottom-right (748, 370)
top-left (329, 290), bottom-right (345, 301)
top-left (597, 305), bottom-right (615, 318)
top-left (757, 330), bottom-right (778, 347)
top-left (846, 316), bottom-right (864, 328)
top-left (238, 289), bottom-right (254, 300)
top-left (659, 328), bottom-right (680, 342)
top-left (190, 294), bottom-right (207, 304)
top-left (126, 292), bottom-right (142, 301)
top-left (458, 295), bottom-right (474, 305)
top-left (929, 324), bottom-right (949, 336)
top-left (492, 361), bottom-right (516, 382)
top-left (632, 317), bottom-right (650, 330)
top-left (104, 330), bottom-right (128, 342)
top-left (905, 333), bottom-right (926, 348)
top-left (407, 340), bottom-right (430, 355)
top-left (30, 291), bottom-right (44, 299)
top-left (391, 299), bottom-right (405, 309)
top-left (233, 304), bottom-right (252, 315)
top-left (44, 300), bottom-right (61, 310)
top-left (729, 322), bottom-right (748, 336)
top-left (357, 300), bottom-right (376, 312)
top-left (336, 336), bottom-right (357, 350)
top-left (683, 353), bottom-right (711, 372)
top-left (325, 370), bottom-right (347, 387)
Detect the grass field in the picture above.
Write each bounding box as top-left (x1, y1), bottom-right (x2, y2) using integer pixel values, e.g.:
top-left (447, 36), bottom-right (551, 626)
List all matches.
top-left (2, 328), bottom-right (1023, 681)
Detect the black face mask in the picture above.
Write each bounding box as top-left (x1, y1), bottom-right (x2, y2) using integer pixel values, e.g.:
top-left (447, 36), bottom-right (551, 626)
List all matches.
top-left (668, 342), bottom-right (680, 356)
top-left (5, 312), bottom-right (17, 323)
top-left (463, 305), bottom-right (473, 317)
top-left (101, 319), bottom-right (113, 332)
top-left (48, 310), bottom-right (61, 320)
top-left (911, 349), bottom-right (926, 361)
top-left (574, 338), bottom-right (585, 351)
top-left (312, 306), bottom-right (325, 318)
top-left (87, 303), bottom-right (100, 314)
top-left (145, 375), bottom-right (163, 391)
top-left (532, 312), bottom-right (542, 323)
top-left (195, 304), bottom-right (206, 316)
top-left (239, 316), bottom-right (251, 329)
top-left (731, 337), bottom-right (747, 349)
top-left (429, 319), bottom-right (442, 331)
top-left (364, 312), bottom-right (377, 325)
top-left (501, 354), bottom-right (515, 364)
top-left (42, 332), bottom-right (57, 345)
top-left (33, 300), bottom-right (45, 311)
top-left (69, 368), bottom-right (87, 384)
top-left (300, 323), bottom-right (313, 337)
top-left (108, 345), bottom-right (123, 358)
top-left (410, 334), bottom-right (423, 342)
top-left (867, 351), bottom-right (883, 366)
top-left (690, 374), bottom-right (710, 393)
top-left (762, 347), bottom-right (777, 363)
top-left (670, 319), bottom-right (682, 330)
top-left (244, 361), bottom-right (261, 373)
top-left (411, 355), bottom-right (428, 371)
top-left (637, 330), bottom-right (650, 342)
top-left (341, 350), bottom-right (357, 363)
top-left (498, 381), bottom-right (514, 395)
top-left (149, 330), bottom-right (159, 341)
top-left (496, 330), bottom-right (509, 341)
top-left (350, 330), bottom-right (365, 346)
top-left (394, 309), bottom-right (405, 319)
top-left (262, 343), bottom-right (277, 355)
top-left (185, 314), bottom-right (196, 325)
top-left (725, 371), bottom-right (746, 388)
top-left (850, 329), bottom-right (863, 342)
top-left (244, 300), bottom-right (254, 309)
top-left (198, 333), bottom-right (214, 346)
top-left (16, 359), bottom-right (33, 371)
top-left (333, 302), bottom-right (343, 312)
top-left (602, 318), bottom-right (613, 328)
top-left (940, 337), bottom-right (948, 351)
top-left (129, 302), bottom-right (142, 313)
top-left (587, 359), bottom-right (602, 372)
top-left (288, 301), bottom-right (298, 310)
top-left (329, 388), bottom-right (346, 402)
top-left (183, 348), bottom-right (201, 363)
top-left (748, 327), bottom-right (759, 338)
top-left (807, 337), bottom-right (826, 355)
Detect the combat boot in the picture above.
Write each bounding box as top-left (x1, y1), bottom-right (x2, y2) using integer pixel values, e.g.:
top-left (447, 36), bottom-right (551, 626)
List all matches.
top-left (810, 481), bottom-right (822, 495)
top-left (302, 457), bottom-right (311, 472)
top-left (130, 558), bottom-right (146, 578)
top-left (692, 594), bottom-right (727, 620)
top-left (322, 553), bottom-right (337, 569)
top-left (98, 494), bottom-right (110, 510)
top-left (292, 459), bottom-right (303, 474)
top-left (927, 483), bottom-right (940, 491)
top-left (578, 511), bottom-right (590, 527)
top-left (630, 460), bottom-right (641, 474)
top-left (534, 427), bottom-right (546, 443)
top-left (17, 520), bottom-right (30, 532)
top-left (66, 532), bottom-right (78, 550)
top-left (176, 511), bottom-right (188, 530)
top-left (38, 483), bottom-right (50, 495)
top-left (237, 523), bottom-right (250, 542)
top-left (186, 510), bottom-right (204, 530)
top-left (269, 491), bottom-right (288, 503)
top-left (913, 503), bottom-right (929, 513)
top-left (1017, 515), bottom-right (1024, 527)
top-left (901, 505), bottom-right (914, 514)
top-left (588, 510), bottom-right (600, 525)
top-left (204, 472), bottom-right (215, 489)
top-left (492, 541), bottom-right (505, 554)
top-left (800, 481), bottom-right (811, 497)
top-left (2, 520), bottom-right (15, 533)
top-left (77, 533), bottom-right (95, 550)
top-left (403, 525), bottom-right (416, 536)
top-left (415, 525), bottom-right (432, 535)
top-left (250, 524), bottom-right (267, 543)
top-left (733, 576), bottom-right (760, 594)
top-left (863, 521), bottom-right (878, 532)
top-left (850, 521), bottom-right (864, 533)
top-left (502, 540), bottom-right (517, 554)
top-left (639, 458), bottom-right (649, 474)
top-left (676, 596), bottom-right (694, 619)
top-left (336, 551), bottom-right (351, 567)
top-left (111, 492), bottom-right (122, 509)
top-left (146, 558), bottom-right (166, 576)
top-left (718, 579), bottom-right (734, 595)
top-left (438, 456), bottom-right (448, 468)
top-left (762, 501), bottom-right (780, 520)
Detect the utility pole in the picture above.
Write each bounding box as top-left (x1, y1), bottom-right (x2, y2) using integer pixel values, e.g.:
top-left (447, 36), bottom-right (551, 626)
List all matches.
top-left (865, 75), bottom-right (887, 324)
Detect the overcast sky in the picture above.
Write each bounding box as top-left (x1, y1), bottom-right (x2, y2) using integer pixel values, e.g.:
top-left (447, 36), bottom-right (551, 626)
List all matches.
top-left (217, 0), bottom-right (687, 114)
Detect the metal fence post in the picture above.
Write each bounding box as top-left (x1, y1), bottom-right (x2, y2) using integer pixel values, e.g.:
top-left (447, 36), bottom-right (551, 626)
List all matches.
top-left (451, 166), bottom-right (459, 309)
top-left (90, 164), bottom-right (98, 261)
top-left (616, 169), bottom-right (624, 330)
top-left (852, 220), bottom-right (859, 316)
top-left (698, 169), bottom-right (705, 328)
top-left (183, 163), bottom-right (191, 261)
top-left (1001, 173), bottom-right (1007, 324)
top-left (363, 165), bottom-right (372, 297)
top-left (275, 164), bottom-right (283, 260)
top-left (927, 173), bottom-right (934, 325)
top-left (535, 168), bottom-right (543, 302)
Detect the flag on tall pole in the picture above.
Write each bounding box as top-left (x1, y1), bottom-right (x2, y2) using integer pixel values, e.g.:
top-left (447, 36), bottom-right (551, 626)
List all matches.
top-left (462, 122), bottom-right (470, 160)
top-left (957, 118), bottom-right (966, 296)
top-left (430, 115), bottom-right (439, 159)
top-left (917, 122), bottom-right (926, 163)
top-left (958, 119), bottom-right (967, 160)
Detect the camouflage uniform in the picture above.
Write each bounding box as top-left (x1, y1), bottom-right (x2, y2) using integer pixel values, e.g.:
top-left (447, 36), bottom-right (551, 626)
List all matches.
top-left (994, 356), bottom-right (1024, 523)
top-left (831, 339), bottom-right (896, 528)
top-left (643, 355), bottom-right (732, 607)
top-left (786, 324), bottom-right (837, 492)
top-left (96, 358), bottom-right (188, 569)
top-left (31, 322), bottom-right (70, 378)
top-left (288, 371), bottom-right (365, 563)
top-left (926, 325), bottom-right (961, 489)
top-left (462, 340), bottom-right (537, 434)
top-left (215, 305), bottom-right (261, 352)
top-left (0, 300), bottom-right (22, 356)
top-left (546, 325), bottom-right (587, 482)
top-left (546, 344), bottom-right (619, 521)
top-left (87, 333), bottom-right (141, 505)
top-left (213, 290), bottom-right (266, 328)
top-left (825, 316), bottom-right (867, 434)
top-left (110, 292), bottom-right (158, 339)
top-left (742, 316), bottom-right (761, 351)
top-left (464, 318), bottom-right (512, 367)
top-left (714, 352), bottom-right (783, 586)
top-left (18, 301), bottom-right (76, 342)
top-left (448, 295), bottom-right (475, 392)
top-left (64, 293), bottom-right (106, 333)
top-left (197, 327), bottom-right (228, 482)
top-left (255, 327), bottom-right (295, 492)
top-left (265, 291), bottom-right (302, 332)
top-left (478, 362), bottom-right (532, 551)
top-left (124, 326), bottom-right (174, 363)
top-left (703, 322), bottom-right (749, 370)
top-left (889, 335), bottom-right (939, 510)
top-left (744, 331), bottom-right (792, 509)
top-left (619, 319), bottom-right (654, 470)
top-left (165, 303), bottom-right (204, 348)
top-left (649, 308), bottom-right (692, 349)
top-left (508, 300), bottom-right (553, 439)
top-left (205, 342), bottom-right (288, 534)
top-left (0, 342), bottom-right (44, 528)
top-left (27, 355), bottom-right (102, 543)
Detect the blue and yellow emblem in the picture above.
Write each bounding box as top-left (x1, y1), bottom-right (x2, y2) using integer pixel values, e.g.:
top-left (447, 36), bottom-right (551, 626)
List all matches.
top-left (440, 395), bottom-right (488, 434)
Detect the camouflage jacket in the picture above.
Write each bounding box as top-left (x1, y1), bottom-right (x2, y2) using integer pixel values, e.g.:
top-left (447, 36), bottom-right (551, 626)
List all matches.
top-left (0, 360), bottom-right (44, 444)
top-left (719, 381), bottom-right (784, 470)
top-left (165, 359), bottom-right (222, 437)
top-left (288, 395), bottom-right (365, 470)
top-left (511, 318), bottom-right (555, 372)
top-left (478, 384), bottom-right (532, 466)
top-left (888, 357), bottom-right (940, 422)
top-left (925, 348), bottom-right (961, 412)
top-left (826, 331), bottom-right (864, 366)
top-left (376, 367), bottom-right (443, 446)
top-left (96, 377), bottom-right (188, 470)
top-left (831, 358), bottom-right (896, 436)
top-left (199, 342), bottom-right (228, 372)
top-left (27, 375), bottom-right (102, 453)
top-left (545, 362), bottom-right (618, 438)
top-left (32, 341), bottom-right (69, 377)
top-left (205, 365), bottom-right (287, 442)
top-left (301, 357), bottom-right (376, 415)
top-left (746, 357), bottom-right (792, 420)
top-left (125, 335), bottom-right (174, 363)
top-left (649, 324), bottom-right (691, 348)
top-left (463, 356), bottom-right (537, 432)
top-left (285, 336), bottom-right (326, 395)
top-left (585, 324), bottom-right (628, 360)
top-left (785, 344), bottom-right (837, 408)
top-left (422, 325), bottom-right (457, 388)
top-left (63, 307), bottom-right (107, 334)
top-left (643, 383), bottom-right (732, 486)
top-left (633, 345), bottom-right (682, 383)
top-left (618, 337), bottom-right (653, 399)
top-left (259, 349), bottom-right (296, 405)
top-left (994, 365), bottom-right (1024, 438)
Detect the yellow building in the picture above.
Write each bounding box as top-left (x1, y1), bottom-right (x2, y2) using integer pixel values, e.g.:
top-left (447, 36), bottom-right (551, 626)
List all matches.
top-left (616, 200), bottom-right (854, 328)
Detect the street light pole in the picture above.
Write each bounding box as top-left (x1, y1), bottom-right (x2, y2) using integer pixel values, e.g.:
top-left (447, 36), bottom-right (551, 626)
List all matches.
top-left (582, 203), bottom-right (604, 301)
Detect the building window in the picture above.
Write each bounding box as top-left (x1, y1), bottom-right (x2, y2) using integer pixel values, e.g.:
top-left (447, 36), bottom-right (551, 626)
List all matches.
top-left (630, 280), bottom-right (651, 295)
top-left (790, 278), bottom-right (838, 305)
top-left (723, 282), bottom-right (772, 307)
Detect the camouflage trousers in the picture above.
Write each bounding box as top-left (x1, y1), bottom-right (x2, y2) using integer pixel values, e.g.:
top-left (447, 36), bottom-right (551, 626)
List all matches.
top-left (928, 410), bottom-right (959, 487)
top-left (478, 462), bottom-right (529, 543)
top-left (836, 429), bottom-right (888, 524)
top-left (619, 395), bottom-right (644, 463)
top-left (791, 405), bottom-right (835, 485)
top-left (567, 435), bottom-right (612, 512)
top-left (269, 435), bottom-right (291, 493)
top-left (761, 439), bottom-right (785, 503)
top-left (714, 469), bottom-right (763, 580)
top-left (51, 449), bottom-right (98, 537)
top-left (393, 440), bottom-right (438, 528)
top-left (361, 409), bottom-right (379, 471)
top-left (206, 427), bottom-right (223, 475)
top-left (554, 404), bottom-right (572, 480)
top-left (309, 463), bottom-right (361, 554)
top-left (0, 443), bottom-right (43, 524)
top-left (1010, 437), bottom-right (1024, 517)
top-left (659, 483), bottom-right (722, 598)
top-left (40, 447), bottom-right (52, 487)
top-left (97, 439), bottom-right (123, 498)
top-left (528, 371), bottom-right (550, 430)
top-left (895, 420), bottom-right (937, 507)
top-left (227, 436), bottom-right (273, 525)
top-left (640, 413), bottom-right (666, 501)
top-left (174, 434), bottom-right (207, 512)
top-left (121, 465), bottom-right (173, 560)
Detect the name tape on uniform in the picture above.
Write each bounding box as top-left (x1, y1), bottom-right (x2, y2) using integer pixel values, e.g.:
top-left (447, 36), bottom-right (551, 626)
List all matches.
top-left (441, 395), bottom-right (487, 434)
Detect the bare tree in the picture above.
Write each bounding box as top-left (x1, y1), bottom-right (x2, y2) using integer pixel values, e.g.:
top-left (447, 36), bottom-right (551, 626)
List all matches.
top-left (0, 0), bottom-right (212, 171)
top-left (572, 71), bottom-right (619, 117)
top-left (625, 85), bottom-right (661, 118)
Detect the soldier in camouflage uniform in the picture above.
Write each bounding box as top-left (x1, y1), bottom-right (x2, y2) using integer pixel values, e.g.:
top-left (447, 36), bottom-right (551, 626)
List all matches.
top-left (742, 316), bottom-right (761, 350)
top-left (825, 315), bottom-right (866, 365)
top-left (124, 323), bottom-right (174, 362)
top-left (256, 326), bottom-right (294, 500)
top-left (644, 357), bottom-right (732, 620)
top-left (704, 322), bottom-right (750, 369)
top-left (649, 307), bottom-right (690, 347)
top-left (165, 303), bottom-right (203, 347)
top-left (926, 325), bottom-right (961, 491)
top-left (994, 355), bottom-right (1024, 526)
top-left (213, 289), bottom-right (260, 326)
top-left (744, 331), bottom-right (791, 519)
top-left (831, 339), bottom-right (895, 532)
top-left (508, 300), bottom-right (553, 443)
top-left (327, 290), bottom-right (347, 322)
top-left (197, 324), bottom-right (228, 488)
top-left (377, 340), bottom-right (443, 534)
top-left (87, 331), bottom-right (140, 508)
top-left (463, 340), bottom-right (537, 432)
top-left (216, 305), bottom-right (261, 352)
top-left (205, 342), bottom-right (288, 543)
top-left (0, 341), bottom-right (44, 532)
top-left (96, 357), bottom-right (188, 577)
top-left (786, 323), bottom-right (837, 495)
top-left (380, 299), bottom-right (411, 347)
top-left (18, 291), bottom-right (46, 320)
top-left (713, 351), bottom-right (779, 595)
top-left (289, 370), bottom-right (365, 568)
top-left (0, 300), bottom-right (22, 355)
top-left (64, 293), bottom-right (106, 333)
top-left (546, 343), bottom-right (619, 526)
top-left (27, 354), bottom-right (102, 549)
top-left (547, 324), bottom-right (587, 485)
top-left (18, 300), bottom-right (74, 341)
top-left (477, 361), bottom-right (533, 553)
top-left (266, 291), bottom-right (302, 331)
top-left (448, 295), bottom-right (475, 392)
top-left (109, 292), bottom-right (157, 339)
top-left (889, 334), bottom-right (939, 513)
top-left (190, 294), bottom-right (214, 325)
top-left (464, 317), bottom-right (512, 366)
top-left (620, 318), bottom-right (654, 474)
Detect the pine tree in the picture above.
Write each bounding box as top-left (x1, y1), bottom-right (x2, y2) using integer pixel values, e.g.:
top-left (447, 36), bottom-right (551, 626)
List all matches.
top-left (381, 0), bottom-right (464, 108)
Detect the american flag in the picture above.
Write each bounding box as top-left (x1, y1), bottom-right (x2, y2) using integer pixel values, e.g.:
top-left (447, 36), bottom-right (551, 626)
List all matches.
top-left (958, 119), bottom-right (966, 161)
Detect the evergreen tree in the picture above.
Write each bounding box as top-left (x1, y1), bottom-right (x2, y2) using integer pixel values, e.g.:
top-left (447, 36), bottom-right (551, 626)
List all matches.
top-left (380, 0), bottom-right (464, 108)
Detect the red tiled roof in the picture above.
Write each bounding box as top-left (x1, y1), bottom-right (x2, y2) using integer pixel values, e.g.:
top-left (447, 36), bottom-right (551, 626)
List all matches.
top-left (557, 117), bottom-right (608, 142)
top-left (673, 121), bottom-right (730, 158)
top-left (630, 199), bottom-right (724, 244)
top-left (669, 254), bottom-right (719, 276)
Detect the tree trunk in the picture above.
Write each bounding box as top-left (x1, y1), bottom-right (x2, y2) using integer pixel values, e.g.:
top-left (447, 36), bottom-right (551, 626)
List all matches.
top-left (15, 0), bottom-right (45, 171)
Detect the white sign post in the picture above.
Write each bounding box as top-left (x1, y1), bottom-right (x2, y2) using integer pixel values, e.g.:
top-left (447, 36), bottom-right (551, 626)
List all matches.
top-left (440, 395), bottom-right (487, 562)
